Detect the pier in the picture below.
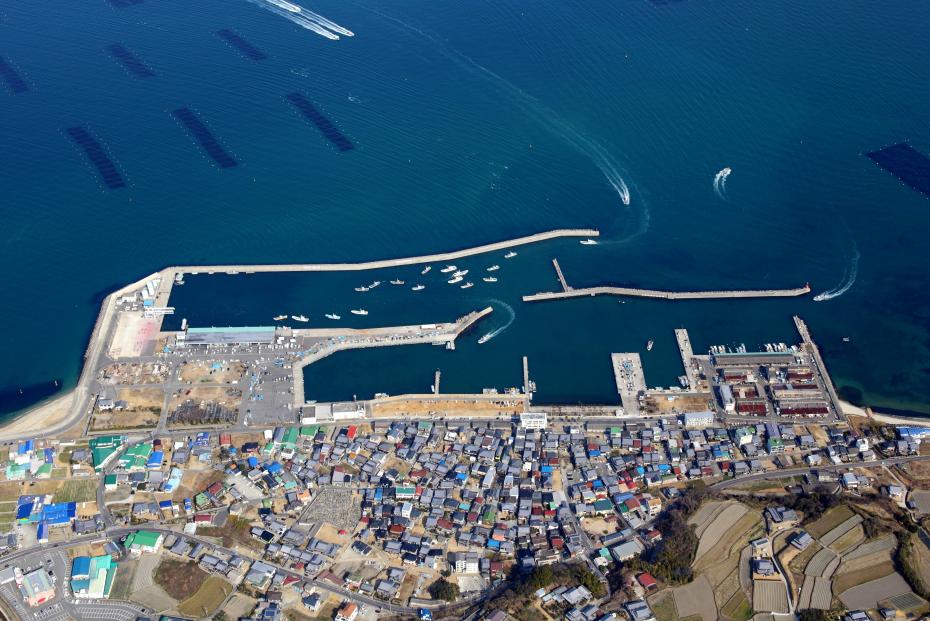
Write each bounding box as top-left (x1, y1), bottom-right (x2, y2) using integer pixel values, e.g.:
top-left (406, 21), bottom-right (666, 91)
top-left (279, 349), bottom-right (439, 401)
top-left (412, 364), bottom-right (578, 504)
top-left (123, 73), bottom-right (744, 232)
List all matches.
top-left (433, 369), bottom-right (441, 395)
top-left (522, 356), bottom-right (532, 409)
top-left (794, 315), bottom-right (844, 420)
top-left (675, 329), bottom-right (699, 389)
top-left (167, 229), bottom-right (599, 278)
top-left (523, 283), bottom-right (811, 303)
top-left (552, 259), bottom-right (571, 292)
top-left (611, 353), bottom-right (645, 415)
top-left (295, 308), bottom-right (492, 407)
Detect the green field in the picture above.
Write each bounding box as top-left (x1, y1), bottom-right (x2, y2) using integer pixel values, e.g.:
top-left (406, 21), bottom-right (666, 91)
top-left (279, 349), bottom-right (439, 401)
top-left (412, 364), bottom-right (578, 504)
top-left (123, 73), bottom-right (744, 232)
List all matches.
top-left (807, 505), bottom-right (855, 539)
top-left (650, 592), bottom-right (679, 621)
top-left (53, 479), bottom-right (98, 503)
top-left (177, 576), bottom-right (231, 617)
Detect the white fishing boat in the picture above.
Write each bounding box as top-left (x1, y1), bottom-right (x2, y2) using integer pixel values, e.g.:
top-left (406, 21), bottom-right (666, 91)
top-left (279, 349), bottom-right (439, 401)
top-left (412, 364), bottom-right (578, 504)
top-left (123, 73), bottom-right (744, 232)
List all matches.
top-left (460, 282), bottom-right (473, 289)
top-left (368, 281), bottom-right (381, 289)
top-left (646, 339), bottom-right (654, 351)
top-left (447, 276), bottom-right (463, 284)
top-left (411, 284), bottom-right (425, 291)
top-left (354, 286), bottom-right (369, 292)
top-left (486, 265), bottom-right (500, 272)
top-left (440, 265), bottom-right (457, 273)
top-left (478, 333), bottom-right (493, 344)
top-left (273, 314), bottom-right (288, 321)
top-left (504, 251), bottom-right (517, 258)
top-left (842, 337), bottom-right (850, 342)
top-left (390, 279), bottom-right (405, 285)
top-left (325, 313), bottom-right (341, 320)
top-left (483, 277), bottom-right (497, 283)
top-left (421, 266), bottom-right (432, 275)
top-left (350, 309), bottom-right (368, 316)
top-left (452, 269), bottom-right (468, 277)
top-left (580, 239), bottom-right (598, 245)
top-left (292, 315), bottom-right (309, 322)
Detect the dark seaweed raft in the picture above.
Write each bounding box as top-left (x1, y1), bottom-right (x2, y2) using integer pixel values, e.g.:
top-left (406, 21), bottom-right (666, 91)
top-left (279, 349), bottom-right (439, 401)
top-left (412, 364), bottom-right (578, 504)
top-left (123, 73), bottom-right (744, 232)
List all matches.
top-left (107, 0), bottom-right (144, 8)
top-left (867, 143), bottom-right (930, 198)
top-left (171, 108), bottom-right (237, 168)
top-left (286, 92), bottom-right (354, 152)
top-left (0, 56), bottom-right (29, 93)
top-left (106, 44), bottom-right (155, 78)
top-left (65, 126), bottom-right (126, 189)
top-left (215, 29), bottom-right (268, 61)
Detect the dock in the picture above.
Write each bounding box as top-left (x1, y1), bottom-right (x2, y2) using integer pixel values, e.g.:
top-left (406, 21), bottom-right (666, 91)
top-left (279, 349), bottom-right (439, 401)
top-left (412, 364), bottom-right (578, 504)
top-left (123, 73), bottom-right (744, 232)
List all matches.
top-left (611, 353), bottom-right (645, 415)
top-left (793, 315), bottom-right (844, 420)
top-left (675, 329), bottom-right (699, 389)
top-left (523, 283), bottom-right (811, 303)
top-left (433, 369), bottom-right (441, 395)
top-left (295, 307), bottom-right (493, 407)
top-left (522, 356), bottom-right (532, 408)
top-left (552, 259), bottom-right (571, 292)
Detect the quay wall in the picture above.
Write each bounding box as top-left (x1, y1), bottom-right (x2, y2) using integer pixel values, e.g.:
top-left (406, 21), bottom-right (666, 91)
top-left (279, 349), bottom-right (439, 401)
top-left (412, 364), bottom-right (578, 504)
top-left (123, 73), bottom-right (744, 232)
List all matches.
top-left (523, 284), bottom-right (811, 302)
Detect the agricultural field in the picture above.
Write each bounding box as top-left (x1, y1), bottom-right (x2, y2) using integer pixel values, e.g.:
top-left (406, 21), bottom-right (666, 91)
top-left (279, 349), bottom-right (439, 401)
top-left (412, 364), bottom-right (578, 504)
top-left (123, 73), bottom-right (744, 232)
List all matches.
top-left (807, 505), bottom-right (855, 539)
top-left (153, 558), bottom-right (208, 602)
top-left (673, 575), bottom-right (718, 621)
top-left (53, 479), bottom-right (98, 503)
top-left (839, 572), bottom-right (915, 610)
top-left (649, 591), bottom-right (678, 621)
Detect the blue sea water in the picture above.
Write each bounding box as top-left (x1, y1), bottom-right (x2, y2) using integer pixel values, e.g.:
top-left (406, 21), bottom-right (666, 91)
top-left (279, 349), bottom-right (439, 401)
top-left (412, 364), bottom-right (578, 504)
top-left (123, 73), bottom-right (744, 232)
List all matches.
top-left (2, 0), bottom-right (930, 416)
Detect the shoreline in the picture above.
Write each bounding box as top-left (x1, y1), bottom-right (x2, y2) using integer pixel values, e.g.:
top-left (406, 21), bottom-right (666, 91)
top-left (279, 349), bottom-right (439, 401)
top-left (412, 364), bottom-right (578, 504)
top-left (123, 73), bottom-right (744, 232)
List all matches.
top-left (0, 391), bottom-right (76, 439)
top-left (840, 399), bottom-right (930, 426)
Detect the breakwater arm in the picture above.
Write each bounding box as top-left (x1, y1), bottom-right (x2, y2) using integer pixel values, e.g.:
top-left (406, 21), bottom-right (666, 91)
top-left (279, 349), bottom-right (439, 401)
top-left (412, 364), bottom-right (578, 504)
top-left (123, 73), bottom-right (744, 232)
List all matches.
top-left (523, 283), bottom-right (811, 302)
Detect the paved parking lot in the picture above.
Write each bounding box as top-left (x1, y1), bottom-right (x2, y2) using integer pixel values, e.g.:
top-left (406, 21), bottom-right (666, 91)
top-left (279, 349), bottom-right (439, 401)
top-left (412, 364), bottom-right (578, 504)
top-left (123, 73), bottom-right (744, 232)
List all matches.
top-left (74, 602), bottom-right (140, 620)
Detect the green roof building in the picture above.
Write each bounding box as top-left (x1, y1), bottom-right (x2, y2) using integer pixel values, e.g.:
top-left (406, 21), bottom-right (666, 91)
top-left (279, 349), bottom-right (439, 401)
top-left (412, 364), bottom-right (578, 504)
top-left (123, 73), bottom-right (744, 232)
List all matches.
top-left (123, 530), bottom-right (162, 554)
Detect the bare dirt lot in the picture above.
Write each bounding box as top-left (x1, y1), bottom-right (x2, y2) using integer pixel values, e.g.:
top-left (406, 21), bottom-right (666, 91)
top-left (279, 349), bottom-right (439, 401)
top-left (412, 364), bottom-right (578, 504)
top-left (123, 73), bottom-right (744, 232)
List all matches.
top-left (371, 398), bottom-right (524, 418)
top-left (91, 387), bottom-right (164, 430)
top-left (673, 574), bottom-right (718, 621)
top-left (100, 362), bottom-right (170, 385)
top-left (179, 360), bottom-right (248, 385)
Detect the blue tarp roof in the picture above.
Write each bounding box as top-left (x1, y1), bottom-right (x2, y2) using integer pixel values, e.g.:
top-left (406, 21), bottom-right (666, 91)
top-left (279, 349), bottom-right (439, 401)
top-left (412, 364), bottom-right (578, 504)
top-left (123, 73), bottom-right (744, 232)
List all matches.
top-left (71, 556), bottom-right (91, 578)
top-left (146, 451), bottom-right (164, 468)
top-left (16, 503), bottom-right (33, 520)
top-left (159, 500), bottom-right (173, 508)
top-left (37, 521), bottom-right (48, 541)
top-left (266, 462), bottom-right (283, 474)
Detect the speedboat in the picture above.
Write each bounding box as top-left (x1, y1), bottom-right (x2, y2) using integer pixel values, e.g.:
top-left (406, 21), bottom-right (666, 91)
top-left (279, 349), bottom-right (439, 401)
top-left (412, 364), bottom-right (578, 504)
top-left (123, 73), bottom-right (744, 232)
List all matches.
top-left (478, 333), bottom-right (493, 344)
top-left (483, 277), bottom-right (497, 283)
top-left (486, 265), bottom-right (500, 272)
top-left (273, 315), bottom-right (288, 321)
top-left (842, 337), bottom-right (850, 342)
top-left (411, 284), bottom-right (425, 291)
top-left (460, 282), bottom-right (473, 289)
top-left (354, 286), bottom-right (369, 292)
top-left (580, 239), bottom-right (598, 245)
top-left (504, 251), bottom-right (517, 258)
top-left (440, 265), bottom-right (457, 273)
top-left (390, 279), bottom-right (405, 285)
top-left (368, 281), bottom-right (381, 289)
top-left (646, 339), bottom-right (654, 351)
top-left (325, 313), bottom-right (341, 320)
top-left (447, 276), bottom-right (463, 284)
top-left (350, 309), bottom-right (368, 316)
top-left (452, 270), bottom-right (468, 277)
top-left (421, 266), bottom-right (432, 275)
top-left (292, 315), bottom-right (309, 322)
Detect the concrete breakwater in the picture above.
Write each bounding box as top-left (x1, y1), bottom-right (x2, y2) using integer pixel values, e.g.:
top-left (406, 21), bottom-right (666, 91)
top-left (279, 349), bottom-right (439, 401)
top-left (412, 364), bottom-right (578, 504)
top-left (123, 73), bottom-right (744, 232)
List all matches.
top-left (523, 283), bottom-right (811, 303)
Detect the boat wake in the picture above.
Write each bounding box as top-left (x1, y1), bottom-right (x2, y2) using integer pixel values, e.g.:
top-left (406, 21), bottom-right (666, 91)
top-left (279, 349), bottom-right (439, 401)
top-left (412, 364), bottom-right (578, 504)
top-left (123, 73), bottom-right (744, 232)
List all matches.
top-left (479, 299), bottom-right (516, 343)
top-left (814, 245), bottom-right (860, 302)
top-left (363, 7), bottom-right (645, 228)
top-left (713, 167), bottom-right (731, 199)
top-left (244, 0), bottom-right (353, 40)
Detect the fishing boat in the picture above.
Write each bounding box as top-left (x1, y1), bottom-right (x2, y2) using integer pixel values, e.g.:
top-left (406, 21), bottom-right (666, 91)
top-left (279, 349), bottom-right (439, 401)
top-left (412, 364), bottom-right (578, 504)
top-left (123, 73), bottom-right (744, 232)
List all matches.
top-left (440, 265), bottom-right (457, 273)
top-left (842, 337), bottom-right (850, 342)
top-left (350, 309), bottom-right (368, 316)
top-left (646, 339), bottom-right (654, 351)
top-left (411, 284), bottom-right (425, 291)
top-left (292, 315), bottom-right (309, 322)
top-left (452, 269), bottom-right (468, 277)
top-left (483, 277), bottom-right (497, 283)
top-left (478, 333), bottom-right (493, 344)
top-left (580, 239), bottom-right (598, 245)
top-left (368, 281), bottom-right (381, 289)
top-left (325, 313), bottom-right (341, 320)
top-left (447, 276), bottom-right (463, 284)
top-left (174, 272), bottom-right (185, 285)
top-left (421, 266), bottom-right (432, 275)
top-left (390, 279), bottom-right (405, 285)
top-left (354, 286), bottom-right (369, 292)
top-left (273, 314), bottom-right (288, 321)
top-left (504, 251), bottom-right (517, 258)
top-left (486, 265), bottom-right (500, 272)
top-left (460, 282), bottom-right (474, 289)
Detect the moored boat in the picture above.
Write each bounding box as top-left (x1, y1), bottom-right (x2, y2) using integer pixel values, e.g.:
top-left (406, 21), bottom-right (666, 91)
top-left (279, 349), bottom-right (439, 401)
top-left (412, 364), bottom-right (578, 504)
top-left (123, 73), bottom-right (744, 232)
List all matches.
top-left (292, 315), bottom-right (309, 322)
top-left (354, 286), bottom-right (369, 292)
top-left (411, 284), bottom-right (425, 291)
top-left (421, 266), bottom-right (431, 274)
top-left (440, 265), bottom-right (457, 273)
top-left (390, 279), bottom-right (405, 285)
top-left (486, 265), bottom-right (500, 272)
top-left (483, 277), bottom-right (497, 283)
top-left (447, 276), bottom-right (463, 284)
top-left (273, 314), bottom-right (288, 321)
top-left (325, 313), bottom-right (341, 320)
top-left (460, 282), bottom-right (473, 289)
top-left (350, 309), bottom-right (368, 316)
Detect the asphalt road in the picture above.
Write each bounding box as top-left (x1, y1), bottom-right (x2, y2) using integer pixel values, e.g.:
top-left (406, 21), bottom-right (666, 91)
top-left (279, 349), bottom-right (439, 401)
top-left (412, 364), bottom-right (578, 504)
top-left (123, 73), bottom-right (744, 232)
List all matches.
top-left (711, 454), bottom-right (930, 490)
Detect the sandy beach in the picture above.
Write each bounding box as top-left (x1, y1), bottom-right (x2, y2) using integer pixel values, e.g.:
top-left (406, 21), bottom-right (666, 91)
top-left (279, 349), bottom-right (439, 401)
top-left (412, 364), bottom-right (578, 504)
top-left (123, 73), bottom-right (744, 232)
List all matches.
top-left (840, 399), bottom-right (930, 426)
top-left (0, 392), bottom-right (75, 441)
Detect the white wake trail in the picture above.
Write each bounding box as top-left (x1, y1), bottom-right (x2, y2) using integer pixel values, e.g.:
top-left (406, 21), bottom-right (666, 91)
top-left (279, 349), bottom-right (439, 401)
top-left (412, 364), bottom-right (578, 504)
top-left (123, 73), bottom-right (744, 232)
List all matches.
top-left (244, 0), bottom-right (349, 40)
top-left (713, 167), bottom-right (731, 199)
top-left (479, 299), bottom-right (516, 343)
top-left (813, 246), bottom-right (860, 302)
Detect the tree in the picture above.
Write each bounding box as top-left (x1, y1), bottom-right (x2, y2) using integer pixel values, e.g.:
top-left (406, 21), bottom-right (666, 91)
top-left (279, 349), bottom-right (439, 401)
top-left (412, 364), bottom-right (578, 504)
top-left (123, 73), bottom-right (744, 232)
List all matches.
top-left (429, 578), bottom-right (460, 602)
top-left (798, 610), bottom-right (831, 621)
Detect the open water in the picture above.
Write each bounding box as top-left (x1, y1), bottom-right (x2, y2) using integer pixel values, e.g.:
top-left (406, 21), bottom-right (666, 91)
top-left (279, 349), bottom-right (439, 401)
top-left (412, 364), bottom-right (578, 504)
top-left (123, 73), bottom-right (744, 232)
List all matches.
top-left (2, 0), bottom-right (930, 416)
